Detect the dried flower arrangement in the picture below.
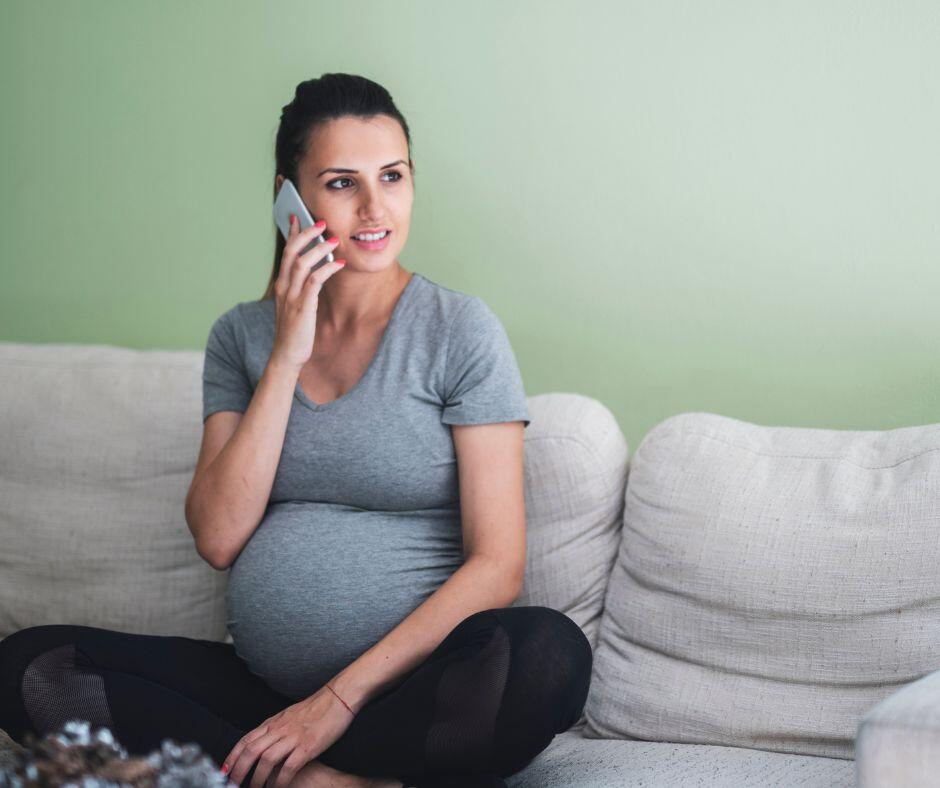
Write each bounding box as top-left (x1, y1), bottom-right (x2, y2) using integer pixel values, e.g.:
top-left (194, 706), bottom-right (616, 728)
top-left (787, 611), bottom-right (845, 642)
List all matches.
top-left (0, 720), bottom-right (232, 787)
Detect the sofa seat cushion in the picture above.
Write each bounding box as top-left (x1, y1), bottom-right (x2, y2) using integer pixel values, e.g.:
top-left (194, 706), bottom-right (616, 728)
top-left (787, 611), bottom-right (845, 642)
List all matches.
top-left (506, 730), bottom-right (855, 787)
top-left (585, 411), bottom-right (940, 759)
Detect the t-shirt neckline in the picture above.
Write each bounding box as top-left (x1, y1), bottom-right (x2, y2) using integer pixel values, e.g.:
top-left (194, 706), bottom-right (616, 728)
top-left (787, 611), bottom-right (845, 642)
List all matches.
top-left (292, 272), bottom-right (422, 413)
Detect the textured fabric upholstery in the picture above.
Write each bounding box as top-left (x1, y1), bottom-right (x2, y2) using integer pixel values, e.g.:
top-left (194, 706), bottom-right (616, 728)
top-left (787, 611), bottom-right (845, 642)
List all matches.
top-left (585, 411), bottom-right (940, 761)
top-left (855, 666), bottom-right (940, 788)
top-left (506, 728), bottom-right (857, 787)
top-left (511, 392), bottom-right (628, 651)
top-left (0, 342), bottom-right (225, 641)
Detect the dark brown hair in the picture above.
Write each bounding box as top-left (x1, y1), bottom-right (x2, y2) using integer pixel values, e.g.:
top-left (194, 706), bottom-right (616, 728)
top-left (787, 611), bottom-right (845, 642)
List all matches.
top-left (260, 73), bottom-right (414, 301)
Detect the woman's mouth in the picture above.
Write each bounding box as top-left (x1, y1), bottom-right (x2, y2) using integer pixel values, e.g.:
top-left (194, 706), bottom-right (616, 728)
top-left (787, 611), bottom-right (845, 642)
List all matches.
top-left (351, 229), bottom-right (391, 251)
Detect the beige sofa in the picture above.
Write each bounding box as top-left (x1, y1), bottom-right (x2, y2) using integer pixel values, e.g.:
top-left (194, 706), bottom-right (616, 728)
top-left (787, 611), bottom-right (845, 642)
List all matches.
top-left (1, 340), bottom-right (938, 787)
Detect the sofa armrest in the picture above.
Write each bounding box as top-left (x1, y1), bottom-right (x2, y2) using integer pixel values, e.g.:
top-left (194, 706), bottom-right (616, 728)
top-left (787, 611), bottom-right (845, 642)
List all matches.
top-left (856, 667), bottom-right (940, 787)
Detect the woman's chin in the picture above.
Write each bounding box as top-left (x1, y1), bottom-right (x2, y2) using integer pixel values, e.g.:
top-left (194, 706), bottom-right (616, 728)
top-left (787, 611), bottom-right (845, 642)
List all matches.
top-left (343, 252), bottom-right (400, 271)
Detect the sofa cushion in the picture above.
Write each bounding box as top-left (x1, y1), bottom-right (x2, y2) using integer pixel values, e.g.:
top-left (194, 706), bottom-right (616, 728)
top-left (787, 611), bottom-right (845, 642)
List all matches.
top-left (584, 411), bottom-right (940, 759)
top-left (512, 393), bottom-right (628, 652)
top-left (0, 341), bottom-right (227, 642)
top-left (505, 729), bottom-right (856, 787)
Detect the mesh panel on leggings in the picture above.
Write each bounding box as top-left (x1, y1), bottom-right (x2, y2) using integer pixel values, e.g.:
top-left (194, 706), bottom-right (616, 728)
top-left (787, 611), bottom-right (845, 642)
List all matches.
top-left (424, 622), bottom-right (511, 772)
top-left (21, 643), bottom-right (113, 736)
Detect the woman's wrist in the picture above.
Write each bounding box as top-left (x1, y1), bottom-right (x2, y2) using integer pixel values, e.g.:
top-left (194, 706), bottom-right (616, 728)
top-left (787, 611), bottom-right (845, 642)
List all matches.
top-left (266, 353), bottom-right (302, 380)
top-left (326, 667), bottom-right (373, 715)
top-left (324, 683), bottom-right (355, 716)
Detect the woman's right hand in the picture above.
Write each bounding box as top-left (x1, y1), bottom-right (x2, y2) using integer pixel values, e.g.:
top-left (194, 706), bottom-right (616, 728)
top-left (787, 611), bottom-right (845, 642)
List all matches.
top-left (270, 214), bottom-right (346, 372)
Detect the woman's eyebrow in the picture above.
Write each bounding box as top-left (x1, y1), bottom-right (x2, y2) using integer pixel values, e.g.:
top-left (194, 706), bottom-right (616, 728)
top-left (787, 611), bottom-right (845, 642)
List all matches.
top-left (317, 159), bottom-right (406, 178)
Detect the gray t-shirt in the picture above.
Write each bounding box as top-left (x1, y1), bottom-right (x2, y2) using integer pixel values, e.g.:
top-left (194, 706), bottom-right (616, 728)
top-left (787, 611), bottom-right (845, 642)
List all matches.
top-left (201, 271), bottom-right (530, 699)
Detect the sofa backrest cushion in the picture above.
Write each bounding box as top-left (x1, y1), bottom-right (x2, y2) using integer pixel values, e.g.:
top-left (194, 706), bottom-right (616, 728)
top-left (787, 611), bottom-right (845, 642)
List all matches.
top-left (512, 393), bottom-right (628, 652)
top-left (0, 341), bottom-right (226, 642)
top-left (584, 411), bottom-right (940, 759)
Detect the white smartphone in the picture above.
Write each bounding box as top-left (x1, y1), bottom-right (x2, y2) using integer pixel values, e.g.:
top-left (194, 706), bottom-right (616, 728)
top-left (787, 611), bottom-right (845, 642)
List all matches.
top-left (272, 178), bottom-right (334, 268)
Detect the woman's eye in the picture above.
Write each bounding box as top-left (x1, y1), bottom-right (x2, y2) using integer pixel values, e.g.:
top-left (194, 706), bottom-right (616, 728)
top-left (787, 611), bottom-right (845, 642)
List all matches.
top-left (327, 171), bottom-right (402, 190)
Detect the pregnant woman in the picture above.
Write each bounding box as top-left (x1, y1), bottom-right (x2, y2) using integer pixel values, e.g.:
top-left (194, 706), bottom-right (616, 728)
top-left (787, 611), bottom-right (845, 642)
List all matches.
top-left (0, 73), bottom-right (592, 788)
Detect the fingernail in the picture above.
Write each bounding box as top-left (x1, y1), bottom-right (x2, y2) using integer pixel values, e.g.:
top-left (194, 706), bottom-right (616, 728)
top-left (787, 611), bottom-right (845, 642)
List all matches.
top-left (315, 219), bottom-right (326, 228)
top-left (220, 764), bottom-right (229, 774)
top-left (336, 259), bottom-right (346, 266)
top-left (326, 236), bottom-right (339, 244)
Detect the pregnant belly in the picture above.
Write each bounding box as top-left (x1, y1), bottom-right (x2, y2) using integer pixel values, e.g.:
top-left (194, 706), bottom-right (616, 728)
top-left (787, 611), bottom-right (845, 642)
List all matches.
top-left (225, 501), bottom-right (463, 700)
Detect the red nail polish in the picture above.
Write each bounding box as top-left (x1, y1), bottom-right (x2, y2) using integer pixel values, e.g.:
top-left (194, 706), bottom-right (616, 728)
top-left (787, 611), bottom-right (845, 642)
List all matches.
top-left (220, 764), bottom-right (229, 774)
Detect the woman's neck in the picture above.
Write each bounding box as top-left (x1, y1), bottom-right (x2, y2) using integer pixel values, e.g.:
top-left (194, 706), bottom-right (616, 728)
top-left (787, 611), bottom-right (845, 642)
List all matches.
top-left (317, 263), bottom-right (412, 334)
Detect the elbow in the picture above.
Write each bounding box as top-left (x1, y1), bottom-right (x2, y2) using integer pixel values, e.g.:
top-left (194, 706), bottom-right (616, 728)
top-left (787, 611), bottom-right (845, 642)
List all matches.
top-left (186, 498), bottom-right (231, 572)
top-left (496, 558), bottom-right (526, 606)
top-left (192, 532), bottom-right (230, 571)
top-left (510, 552), bottom-right (527, 602)
top-left (200, 544), bottom-right (232, 572)
top-left (500, 563), bottom-right (526, 606)
top-left (196, 529), bottom-right (233, 571)
top-left (506, 575), bottom-right (524, 605)
top-left (467, 554), bottom-right (523, 606)
top-left (211, 555), bottom-right (233, 572)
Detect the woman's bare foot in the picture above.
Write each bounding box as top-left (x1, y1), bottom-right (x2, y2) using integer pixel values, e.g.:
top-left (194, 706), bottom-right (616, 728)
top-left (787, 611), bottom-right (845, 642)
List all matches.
top-left (282, 758), bottom-right (403, 788)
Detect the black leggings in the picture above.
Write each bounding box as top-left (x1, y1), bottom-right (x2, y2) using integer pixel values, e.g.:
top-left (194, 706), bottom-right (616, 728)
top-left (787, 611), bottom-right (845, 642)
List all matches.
top-left (0, 606), bottom-right (592, 788)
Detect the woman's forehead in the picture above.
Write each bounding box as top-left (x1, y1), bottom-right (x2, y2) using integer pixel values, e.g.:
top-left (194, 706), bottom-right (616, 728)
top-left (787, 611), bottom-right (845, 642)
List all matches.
top-left (306, 116), bottom-right (407, 163)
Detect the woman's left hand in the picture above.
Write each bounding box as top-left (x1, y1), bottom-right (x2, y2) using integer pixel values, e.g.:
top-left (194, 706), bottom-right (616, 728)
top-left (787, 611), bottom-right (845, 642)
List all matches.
top-left (221, 683), bottom-right (356, 788)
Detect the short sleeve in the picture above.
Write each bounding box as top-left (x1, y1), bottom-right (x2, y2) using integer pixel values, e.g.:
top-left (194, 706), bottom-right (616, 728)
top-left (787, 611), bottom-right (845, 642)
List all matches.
top-left (202, 307), bottom-right (253, 423)
top-left (441, 296), bottom-right (530, 428)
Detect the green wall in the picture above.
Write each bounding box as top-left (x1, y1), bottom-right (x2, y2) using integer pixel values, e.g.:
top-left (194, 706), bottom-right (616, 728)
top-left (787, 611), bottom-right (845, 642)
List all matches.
top-left (2, 1), bottom-right (938, 451)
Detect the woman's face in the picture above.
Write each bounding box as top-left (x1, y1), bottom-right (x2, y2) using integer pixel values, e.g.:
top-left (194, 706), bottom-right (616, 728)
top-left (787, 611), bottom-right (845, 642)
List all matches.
top-left (277, 114), bottom-right (414, 274)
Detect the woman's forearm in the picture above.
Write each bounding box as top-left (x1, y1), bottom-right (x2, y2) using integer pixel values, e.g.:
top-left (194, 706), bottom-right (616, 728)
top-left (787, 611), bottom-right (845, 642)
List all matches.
top-left (185, 358), bottom-right (299, 570)
top-left (327, 555), bottom-right (522, 713)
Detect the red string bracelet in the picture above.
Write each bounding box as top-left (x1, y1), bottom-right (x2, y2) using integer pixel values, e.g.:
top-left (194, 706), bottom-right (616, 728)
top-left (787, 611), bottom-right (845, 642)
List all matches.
top-left (325, 683), bottom-right (355, 716)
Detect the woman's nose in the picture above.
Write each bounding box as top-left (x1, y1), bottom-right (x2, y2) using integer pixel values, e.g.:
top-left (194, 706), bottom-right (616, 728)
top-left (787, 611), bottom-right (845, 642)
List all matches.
top-left (356, 184), bottom-right (386, 215)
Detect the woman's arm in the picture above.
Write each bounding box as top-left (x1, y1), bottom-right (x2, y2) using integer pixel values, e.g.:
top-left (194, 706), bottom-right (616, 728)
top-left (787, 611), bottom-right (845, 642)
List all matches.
top-left (186, 357), bottom-right (299, 570)
top-left (328, 421), bottom-right (527, 712)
